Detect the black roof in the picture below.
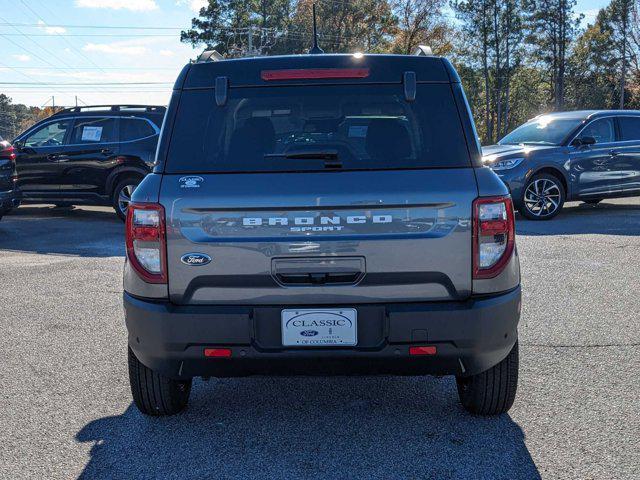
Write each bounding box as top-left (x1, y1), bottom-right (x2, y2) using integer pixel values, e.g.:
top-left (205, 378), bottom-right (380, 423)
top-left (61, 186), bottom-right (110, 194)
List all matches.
top-left (175, 53), bottom-right (460, 90)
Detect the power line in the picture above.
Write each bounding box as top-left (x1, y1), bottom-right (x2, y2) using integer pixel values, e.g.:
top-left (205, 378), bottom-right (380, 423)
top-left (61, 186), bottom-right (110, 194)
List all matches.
top-left (0, 81), bottom-right (172, 85)
top-left (0, 61), bottom-right (90, 99)
top-left (7, 66), bottom-right (178, 70)
top-left (17, 0), bottom-right (115, 74)
top-left (0, 22), bottom-right (184, 30)
top-left (0, 17), bottom-right (80, 70)
top-left (0, 33), bottom-right (177, 37)
top-left (0, 30), bottom-right (114, 99)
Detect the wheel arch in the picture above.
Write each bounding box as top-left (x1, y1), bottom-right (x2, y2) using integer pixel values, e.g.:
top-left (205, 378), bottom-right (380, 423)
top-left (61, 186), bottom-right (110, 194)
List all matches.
top-left (105, 167), bottom-right (148, 198)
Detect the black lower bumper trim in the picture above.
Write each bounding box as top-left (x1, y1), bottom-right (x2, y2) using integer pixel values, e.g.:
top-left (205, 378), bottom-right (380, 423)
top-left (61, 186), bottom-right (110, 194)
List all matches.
top-left (124, 287), bottom-right (521, 379)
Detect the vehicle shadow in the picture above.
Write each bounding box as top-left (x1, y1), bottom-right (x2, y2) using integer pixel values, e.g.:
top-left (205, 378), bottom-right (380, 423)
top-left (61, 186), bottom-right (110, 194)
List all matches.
top-left (76, 376), bottom-right (540, 480)
top-left (0, 206), bottom-right (124, 257)
top-left (516, 200), bottom-right (640, 237)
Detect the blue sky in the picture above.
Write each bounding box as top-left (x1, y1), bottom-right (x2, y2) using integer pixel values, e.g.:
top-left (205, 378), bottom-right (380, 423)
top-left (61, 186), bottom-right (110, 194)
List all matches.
top-left (0, 0), bottom-right (611, 107)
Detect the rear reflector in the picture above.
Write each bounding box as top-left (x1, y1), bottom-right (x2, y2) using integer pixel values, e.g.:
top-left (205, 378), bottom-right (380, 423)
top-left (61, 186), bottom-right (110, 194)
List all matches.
top-left (204, 348), bottom-right (232, 358)
top-left (261, 68), bottom-right (370, 81)
top-left (409, 346), bottom-right (437, 356)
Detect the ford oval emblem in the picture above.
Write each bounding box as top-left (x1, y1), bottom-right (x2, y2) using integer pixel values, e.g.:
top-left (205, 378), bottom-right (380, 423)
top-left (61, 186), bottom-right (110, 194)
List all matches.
top-left (300, 330), bottom-right (319, 337)
top-left (180, 253), bottom-right (212, 266)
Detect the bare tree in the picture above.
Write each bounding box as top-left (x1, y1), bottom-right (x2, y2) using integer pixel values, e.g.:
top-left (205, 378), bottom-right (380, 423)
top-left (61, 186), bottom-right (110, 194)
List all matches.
top-left (391, 0), bottom-right (452, 55)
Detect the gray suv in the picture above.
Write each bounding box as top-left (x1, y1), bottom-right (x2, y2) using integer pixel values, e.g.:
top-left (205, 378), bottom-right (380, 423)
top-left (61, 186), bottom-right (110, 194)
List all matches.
top-left (123, 53), bottom-right (521, 416)
top-left (483, 110), bottom-right (640, 220)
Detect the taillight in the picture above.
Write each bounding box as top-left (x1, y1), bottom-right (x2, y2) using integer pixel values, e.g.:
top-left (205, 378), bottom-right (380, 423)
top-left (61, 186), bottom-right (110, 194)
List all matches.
top-left (126, 203), bottom-right (167, 284)
top-left (473, 196), bottom-right (515, 279)
top-left (1, 145), bottom-right (16, 163)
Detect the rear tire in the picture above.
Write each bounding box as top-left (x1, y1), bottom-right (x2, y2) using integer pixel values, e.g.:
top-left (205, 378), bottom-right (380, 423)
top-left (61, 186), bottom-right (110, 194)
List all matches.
top-left (128, 347), bottom-right (192, 416)
top-left (112, 176), bottom-right (141, 221)
top-left (519, 173), bottom-right (565, 220)
top-left (456, 341), bottom-right (519, 415)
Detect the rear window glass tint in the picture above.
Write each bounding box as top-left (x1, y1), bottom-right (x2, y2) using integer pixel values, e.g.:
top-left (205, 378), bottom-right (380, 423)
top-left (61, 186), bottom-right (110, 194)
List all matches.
top-left (165, 84), bottom-right (470, 173)
top-left (120, 117), bottom-right (157, 141)
top-left (70, 118), bottom-right (116, 144)
top-left (620, 117), bottom-right (640, 141)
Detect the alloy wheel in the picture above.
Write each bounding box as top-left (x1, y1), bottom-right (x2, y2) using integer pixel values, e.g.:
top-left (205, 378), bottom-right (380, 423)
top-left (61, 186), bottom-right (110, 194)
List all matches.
top-left (117, 184), bottom-right (138, 216)
top-left (523, 178), bottom-right (561, 218)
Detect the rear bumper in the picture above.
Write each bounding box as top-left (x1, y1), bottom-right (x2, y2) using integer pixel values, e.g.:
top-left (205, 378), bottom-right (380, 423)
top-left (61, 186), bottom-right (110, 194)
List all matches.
top-left (124, 286), bottom-right (521, 379)
top-left (0, 188), bottom-right (21, 212)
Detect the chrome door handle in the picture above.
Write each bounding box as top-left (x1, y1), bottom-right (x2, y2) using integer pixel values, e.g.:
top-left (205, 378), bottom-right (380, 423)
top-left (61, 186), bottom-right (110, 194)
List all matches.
top-left (609, 150), bottom-right (620, 157)
top-left (100, 148), bottom-right (112, 155)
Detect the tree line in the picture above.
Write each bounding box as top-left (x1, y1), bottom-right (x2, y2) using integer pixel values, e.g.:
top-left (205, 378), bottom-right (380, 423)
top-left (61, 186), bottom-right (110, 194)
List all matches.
top-left (181, 0), bottom-right (640, 143)
top-left (0, 94), bottom-right (61, 141)
top-left (1, 0), bottom-right (638, 143)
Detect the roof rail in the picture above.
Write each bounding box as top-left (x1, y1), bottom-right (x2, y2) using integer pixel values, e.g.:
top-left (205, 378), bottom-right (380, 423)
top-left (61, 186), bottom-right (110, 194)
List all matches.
top-left (413, 45), bottom-right (433, 56)
top-left (195, 50), bottom-right (224, 63)
top-left (53, 105), bottom-right (166, 115)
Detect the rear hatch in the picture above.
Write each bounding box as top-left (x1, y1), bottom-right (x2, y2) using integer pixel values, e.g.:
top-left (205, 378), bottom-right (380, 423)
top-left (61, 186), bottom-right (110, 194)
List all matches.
top-left (160, 55), bottom-right (479, 305)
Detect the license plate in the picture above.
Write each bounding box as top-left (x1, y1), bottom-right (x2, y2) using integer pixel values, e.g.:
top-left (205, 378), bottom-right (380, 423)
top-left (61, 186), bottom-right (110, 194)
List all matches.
top-left (281, 308), bottom-right (357, 347)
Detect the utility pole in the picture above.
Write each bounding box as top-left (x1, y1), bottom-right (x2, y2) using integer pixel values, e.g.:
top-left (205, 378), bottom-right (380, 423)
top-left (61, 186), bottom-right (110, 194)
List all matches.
top-left (75, 95), bottom-right (78, 107)
top-left (52, 96), bottom-right (55, 109)
top-left (619, 1), bottom-right (628, 109)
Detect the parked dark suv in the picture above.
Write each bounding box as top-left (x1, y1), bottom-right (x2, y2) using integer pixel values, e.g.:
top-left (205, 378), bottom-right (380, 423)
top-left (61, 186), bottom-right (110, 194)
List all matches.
top-left (0, 136), bottom-right (21, 221)
top-left (11, 105), bottom-right (166, 220)
top-left (483, 110), bottom-right (640, 220)
top-left (124, 52), bottom-right (521, 416)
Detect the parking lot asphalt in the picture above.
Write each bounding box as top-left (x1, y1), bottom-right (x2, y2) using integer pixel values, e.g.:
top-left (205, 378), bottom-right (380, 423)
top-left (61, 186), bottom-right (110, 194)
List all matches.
top-left (1, 200), bottom-right (639, 480)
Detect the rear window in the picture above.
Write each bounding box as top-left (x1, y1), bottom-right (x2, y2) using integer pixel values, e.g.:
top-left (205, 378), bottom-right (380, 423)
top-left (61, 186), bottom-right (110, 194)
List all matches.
top-left (70, 117), bottom-right (117, 144)
top-left (120, 117), bottom-right (157, 141)
top-left (619, 117), bottom-right (640, 141)
top-left (165, 84), bottom-right (470, 173)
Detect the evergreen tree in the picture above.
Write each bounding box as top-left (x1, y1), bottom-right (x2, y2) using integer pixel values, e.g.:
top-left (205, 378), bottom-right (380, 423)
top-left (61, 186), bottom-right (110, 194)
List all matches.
top-left (523, 0), bottom-right (582, 110)
top-left (180, 0), bottom-right (293, 56)
top-left (452, 0), bottom-right (524, 142)
top-left (288, 0), bottom-right (396, 54)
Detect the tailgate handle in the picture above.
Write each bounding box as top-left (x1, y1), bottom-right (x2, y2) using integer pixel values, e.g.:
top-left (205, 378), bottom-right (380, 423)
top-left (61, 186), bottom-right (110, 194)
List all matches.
top-left (276, 271), bottom-right (362, 286)
top-left (272, 256), bottom-right (365, 286)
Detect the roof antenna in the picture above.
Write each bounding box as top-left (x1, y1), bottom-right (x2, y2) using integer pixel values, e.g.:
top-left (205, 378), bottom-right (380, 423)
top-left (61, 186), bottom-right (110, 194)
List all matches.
top-left (308, 2), bottom-right (324, 54)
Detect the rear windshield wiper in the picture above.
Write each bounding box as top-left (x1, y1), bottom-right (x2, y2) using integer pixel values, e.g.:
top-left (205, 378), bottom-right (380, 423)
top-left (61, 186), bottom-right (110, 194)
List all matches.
top-left (265, 149), bottom-right (339, 160)
top-left (265, 149), bottom-right (342, 168)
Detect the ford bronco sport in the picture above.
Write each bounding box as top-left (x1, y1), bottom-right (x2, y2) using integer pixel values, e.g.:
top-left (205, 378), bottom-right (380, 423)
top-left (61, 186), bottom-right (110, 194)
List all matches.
top-left (124, 52), bottom-right (521, 416)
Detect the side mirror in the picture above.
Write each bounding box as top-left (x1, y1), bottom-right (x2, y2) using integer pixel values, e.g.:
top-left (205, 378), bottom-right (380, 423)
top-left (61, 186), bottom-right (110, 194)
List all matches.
top-left (572, 136), bottom-right (596, 147)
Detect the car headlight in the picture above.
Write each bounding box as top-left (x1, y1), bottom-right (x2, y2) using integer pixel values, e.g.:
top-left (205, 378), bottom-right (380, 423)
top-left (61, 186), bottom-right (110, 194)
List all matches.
top-left (486, 157), bottom-right (525, 171)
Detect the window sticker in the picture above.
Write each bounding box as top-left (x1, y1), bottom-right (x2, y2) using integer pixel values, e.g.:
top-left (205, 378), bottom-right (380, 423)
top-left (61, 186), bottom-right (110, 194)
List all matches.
top-left (82, 126), bottom-right (103, 142)
top-left (348, 125), bottom-right (368, 138)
